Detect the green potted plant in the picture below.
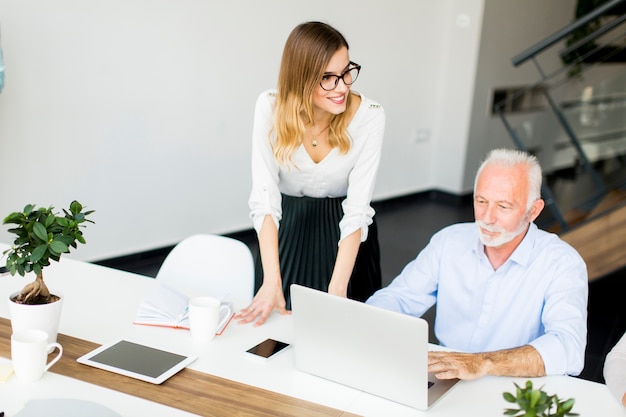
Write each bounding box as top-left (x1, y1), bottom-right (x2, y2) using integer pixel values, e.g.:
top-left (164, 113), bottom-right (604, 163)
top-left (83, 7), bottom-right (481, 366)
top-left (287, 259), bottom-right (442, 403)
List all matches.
top-left (2, 200), bottom-right (94, 344)
top-left (503, 380), bottom-right (578, 417)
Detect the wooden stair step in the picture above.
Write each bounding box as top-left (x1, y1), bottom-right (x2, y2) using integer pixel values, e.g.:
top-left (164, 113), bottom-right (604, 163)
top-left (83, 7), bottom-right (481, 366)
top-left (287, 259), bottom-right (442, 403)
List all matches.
top-left (560, 203), bottom-right (626, 282)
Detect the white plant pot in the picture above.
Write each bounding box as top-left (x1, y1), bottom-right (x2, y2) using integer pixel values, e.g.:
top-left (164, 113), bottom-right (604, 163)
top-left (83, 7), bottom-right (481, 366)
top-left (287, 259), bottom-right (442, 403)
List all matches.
top-left (8, 290), bottom-right (64, 347)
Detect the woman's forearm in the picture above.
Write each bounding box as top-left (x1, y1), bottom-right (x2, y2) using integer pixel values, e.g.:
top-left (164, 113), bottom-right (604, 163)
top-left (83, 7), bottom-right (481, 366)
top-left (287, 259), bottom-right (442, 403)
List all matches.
top-left (328, 230), bottom-right (361, 296)
top-left (258, 215), bottom-right (282, 286)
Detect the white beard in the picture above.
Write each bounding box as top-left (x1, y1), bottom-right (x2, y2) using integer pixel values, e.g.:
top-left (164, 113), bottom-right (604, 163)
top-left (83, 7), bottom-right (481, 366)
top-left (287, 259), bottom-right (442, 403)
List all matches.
top-left (476, 218), bottom-right (529, 247)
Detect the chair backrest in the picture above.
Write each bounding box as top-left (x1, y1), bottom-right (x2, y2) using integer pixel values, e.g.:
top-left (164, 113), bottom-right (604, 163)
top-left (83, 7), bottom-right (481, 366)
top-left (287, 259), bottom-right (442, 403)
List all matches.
top-left (155, 234), bottom-right (255, 304)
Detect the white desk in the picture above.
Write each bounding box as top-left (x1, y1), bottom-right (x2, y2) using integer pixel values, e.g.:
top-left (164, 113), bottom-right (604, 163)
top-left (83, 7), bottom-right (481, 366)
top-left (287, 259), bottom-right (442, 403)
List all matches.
top-left (1, 253), bottom-right (624, 417)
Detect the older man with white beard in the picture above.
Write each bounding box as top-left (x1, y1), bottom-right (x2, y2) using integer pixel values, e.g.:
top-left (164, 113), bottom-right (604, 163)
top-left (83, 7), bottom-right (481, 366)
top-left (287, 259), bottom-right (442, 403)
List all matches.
top-left (366, 148), bottom-right (588, 380)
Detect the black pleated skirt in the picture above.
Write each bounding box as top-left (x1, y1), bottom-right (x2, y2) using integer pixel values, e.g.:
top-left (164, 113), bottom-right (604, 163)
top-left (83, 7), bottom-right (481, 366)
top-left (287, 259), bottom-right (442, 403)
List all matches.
top-left (254, 194), bottom-right (382, 309)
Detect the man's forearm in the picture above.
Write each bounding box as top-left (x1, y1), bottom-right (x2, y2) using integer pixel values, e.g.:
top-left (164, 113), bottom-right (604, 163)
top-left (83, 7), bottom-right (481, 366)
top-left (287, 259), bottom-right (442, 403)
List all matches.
top-left (428, 345), bottom-right (546, 380)
top-left (482, 345), bottom-right (546, 377)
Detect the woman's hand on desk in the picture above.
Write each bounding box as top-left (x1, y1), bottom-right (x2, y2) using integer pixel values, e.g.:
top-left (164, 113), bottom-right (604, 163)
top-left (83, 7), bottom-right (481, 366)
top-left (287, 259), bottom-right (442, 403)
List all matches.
top-left (235, 282), bottom-right (290, 326)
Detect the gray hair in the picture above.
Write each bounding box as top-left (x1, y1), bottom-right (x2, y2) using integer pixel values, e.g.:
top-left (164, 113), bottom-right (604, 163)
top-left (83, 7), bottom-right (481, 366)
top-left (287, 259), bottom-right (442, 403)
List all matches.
top-left (474, 148), bottom-right (542, 211)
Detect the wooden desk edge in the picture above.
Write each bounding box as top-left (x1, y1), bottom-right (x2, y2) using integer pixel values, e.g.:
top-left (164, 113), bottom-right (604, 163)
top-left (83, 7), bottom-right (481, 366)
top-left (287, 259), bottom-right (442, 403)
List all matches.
top-left (0, 318), bottom-right (352, 417)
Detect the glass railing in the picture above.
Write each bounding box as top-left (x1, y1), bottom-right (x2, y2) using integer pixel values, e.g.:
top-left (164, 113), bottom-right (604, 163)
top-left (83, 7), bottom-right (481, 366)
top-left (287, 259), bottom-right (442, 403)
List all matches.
top-left (497, 64), bottom-right (626, 231)
top-left (542, 65), bottom-right (626, 230)
top-left (495, 3), bottom-right (626, 232)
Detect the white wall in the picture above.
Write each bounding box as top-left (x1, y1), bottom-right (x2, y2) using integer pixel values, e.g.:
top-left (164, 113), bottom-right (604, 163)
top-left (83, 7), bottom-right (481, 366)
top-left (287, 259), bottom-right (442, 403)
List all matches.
top-left (0, 1), bottom-right (586, 260)
top-left (0, 0), bottom-right (486, 261)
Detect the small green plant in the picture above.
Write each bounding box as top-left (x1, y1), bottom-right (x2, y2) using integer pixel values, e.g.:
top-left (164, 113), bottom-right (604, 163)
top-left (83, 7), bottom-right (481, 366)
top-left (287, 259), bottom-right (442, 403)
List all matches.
top-left (2, 200), bottom-right (94, 304)
top-left (503, 380), bottom-right (577, 417)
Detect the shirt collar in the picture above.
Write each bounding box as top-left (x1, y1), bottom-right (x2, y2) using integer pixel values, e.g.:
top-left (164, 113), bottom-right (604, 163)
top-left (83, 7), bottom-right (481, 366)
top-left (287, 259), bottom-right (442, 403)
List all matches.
top-left (472, 222), bottom-right (538, 267)
top-left (508, 222), bottom-right (537, 267)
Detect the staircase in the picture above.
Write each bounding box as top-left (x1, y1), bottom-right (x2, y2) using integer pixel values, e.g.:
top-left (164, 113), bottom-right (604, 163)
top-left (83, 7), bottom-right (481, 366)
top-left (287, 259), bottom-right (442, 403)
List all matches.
top-left (495, 0), bottom-right (626, 281)
top-left (560, 192), bottom-right (626, 281)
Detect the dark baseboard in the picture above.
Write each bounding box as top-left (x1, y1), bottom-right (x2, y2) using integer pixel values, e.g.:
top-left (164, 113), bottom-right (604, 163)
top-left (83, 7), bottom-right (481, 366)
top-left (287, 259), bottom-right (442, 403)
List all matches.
top-left (372, 189), bottom-right (472, 212)
top-left (93, 246), bottom-right (174, 271)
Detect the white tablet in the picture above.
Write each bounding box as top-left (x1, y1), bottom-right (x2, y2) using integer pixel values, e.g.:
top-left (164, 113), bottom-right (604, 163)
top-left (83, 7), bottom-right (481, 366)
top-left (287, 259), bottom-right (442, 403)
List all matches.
top-left (77, 339), bottom-right (197, 384)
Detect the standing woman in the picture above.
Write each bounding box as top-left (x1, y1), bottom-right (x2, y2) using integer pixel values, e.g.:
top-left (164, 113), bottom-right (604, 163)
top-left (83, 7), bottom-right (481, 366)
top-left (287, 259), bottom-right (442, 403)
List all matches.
top-left (237, 21), bottom-right (385, 326)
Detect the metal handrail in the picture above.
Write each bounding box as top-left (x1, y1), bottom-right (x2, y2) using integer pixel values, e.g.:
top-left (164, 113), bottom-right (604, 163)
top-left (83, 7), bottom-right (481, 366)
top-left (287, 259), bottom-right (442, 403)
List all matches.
top-left (495, 29), bottom-right (626, 114)
top-left (512, 0), bottom-right (626, 67)
top-left (560, 13), bottom-right (626, 58)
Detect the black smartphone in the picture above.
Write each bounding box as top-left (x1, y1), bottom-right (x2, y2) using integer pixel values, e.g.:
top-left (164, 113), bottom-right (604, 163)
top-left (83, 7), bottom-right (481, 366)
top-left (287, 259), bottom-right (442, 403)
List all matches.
top-left (245, 338), bottom-right (290, 360)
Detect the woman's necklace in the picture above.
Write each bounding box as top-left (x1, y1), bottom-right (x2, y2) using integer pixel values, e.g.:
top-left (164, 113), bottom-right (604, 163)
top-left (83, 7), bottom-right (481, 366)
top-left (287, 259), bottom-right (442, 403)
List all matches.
top-left (311, 125), bottom-right (330, 148)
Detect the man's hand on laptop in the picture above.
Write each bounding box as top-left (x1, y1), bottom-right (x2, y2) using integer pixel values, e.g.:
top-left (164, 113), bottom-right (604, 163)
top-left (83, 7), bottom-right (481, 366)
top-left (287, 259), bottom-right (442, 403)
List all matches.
top-left (428, 351), bottom-right (487, 380)
top-left (428, 345), bottom-right (546, 380)
top-left (235, 282), bottom-right (290, 326)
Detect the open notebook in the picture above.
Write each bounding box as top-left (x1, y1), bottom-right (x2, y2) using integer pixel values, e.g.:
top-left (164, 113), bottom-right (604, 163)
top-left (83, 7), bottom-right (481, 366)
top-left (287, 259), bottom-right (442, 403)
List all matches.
top-left (134, 282), bottom-right (233, 335)
top-left (290, 284), bottom-right (459, 410)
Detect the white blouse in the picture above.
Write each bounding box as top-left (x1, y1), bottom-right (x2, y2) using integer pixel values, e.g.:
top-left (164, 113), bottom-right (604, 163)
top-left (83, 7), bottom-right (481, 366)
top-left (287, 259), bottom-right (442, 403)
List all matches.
top-left (248, 89), bottom-right (385, 244)
top-left (604, 332), bottom-right (626, 406)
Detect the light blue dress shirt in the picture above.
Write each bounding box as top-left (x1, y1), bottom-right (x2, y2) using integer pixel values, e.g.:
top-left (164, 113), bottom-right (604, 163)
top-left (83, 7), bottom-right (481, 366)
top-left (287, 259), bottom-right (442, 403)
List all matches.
top-left (366, 222), bottom-right (588, 376)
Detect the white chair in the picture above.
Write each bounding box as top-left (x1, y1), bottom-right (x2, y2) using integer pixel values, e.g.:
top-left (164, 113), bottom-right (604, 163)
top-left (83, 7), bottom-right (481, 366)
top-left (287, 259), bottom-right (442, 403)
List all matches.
top-left (155, 234), bottom-right (255, 304)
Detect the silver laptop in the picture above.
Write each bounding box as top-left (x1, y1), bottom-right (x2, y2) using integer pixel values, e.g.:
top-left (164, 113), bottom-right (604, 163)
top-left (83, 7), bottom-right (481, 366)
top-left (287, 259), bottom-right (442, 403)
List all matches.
top-left (290, 284), bottom-right (459, 410)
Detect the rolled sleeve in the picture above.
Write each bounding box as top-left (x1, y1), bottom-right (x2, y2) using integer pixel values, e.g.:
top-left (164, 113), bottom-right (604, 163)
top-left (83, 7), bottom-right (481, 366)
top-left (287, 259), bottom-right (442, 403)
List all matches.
top-left (529, 254), bottom-right (588, 376)
top-left (339, 203), bottom-right (375, 242)
top-left (248, 91), bottom-right (282, 233)
top-left (338, 101), bottom-right (385, 244)
top-left (530, 334), bottom-right (574, 376)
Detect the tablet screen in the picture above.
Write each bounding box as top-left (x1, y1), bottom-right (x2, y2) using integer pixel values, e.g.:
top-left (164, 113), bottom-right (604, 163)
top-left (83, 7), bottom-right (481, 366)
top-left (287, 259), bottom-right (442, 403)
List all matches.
top-left (77, 340), bottom-right (196, 384)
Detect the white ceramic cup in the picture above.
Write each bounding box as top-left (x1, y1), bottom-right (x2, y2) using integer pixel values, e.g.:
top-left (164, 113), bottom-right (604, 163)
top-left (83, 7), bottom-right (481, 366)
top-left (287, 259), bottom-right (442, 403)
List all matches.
top-left (188, 296), bottom-right (232, 343)
top-left (11, 329), bottom-right (63, 383)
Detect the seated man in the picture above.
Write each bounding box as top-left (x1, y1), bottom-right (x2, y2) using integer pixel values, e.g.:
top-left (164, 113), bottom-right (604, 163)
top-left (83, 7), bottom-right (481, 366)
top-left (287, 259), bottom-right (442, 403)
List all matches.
top-left (366, 148), bottom-right (588, 380)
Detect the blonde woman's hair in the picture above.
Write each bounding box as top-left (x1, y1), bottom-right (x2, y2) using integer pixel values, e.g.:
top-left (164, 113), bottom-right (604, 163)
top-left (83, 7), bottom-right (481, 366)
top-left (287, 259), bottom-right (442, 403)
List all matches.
top-left (272, 21), bottom-right (354, 165)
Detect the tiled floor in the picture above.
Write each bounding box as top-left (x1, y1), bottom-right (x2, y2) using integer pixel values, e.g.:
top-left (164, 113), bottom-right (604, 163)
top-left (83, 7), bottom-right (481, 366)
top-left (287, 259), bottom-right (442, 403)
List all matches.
top-left (96, 190), bottom-right (626, 385)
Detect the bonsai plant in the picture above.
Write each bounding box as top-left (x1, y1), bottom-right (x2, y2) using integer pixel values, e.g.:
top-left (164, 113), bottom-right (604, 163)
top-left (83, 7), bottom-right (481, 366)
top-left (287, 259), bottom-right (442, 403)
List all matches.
top-left (503, 380), bottom-right (578, 417)
top-left (2, 200), bottom-right (94, 305)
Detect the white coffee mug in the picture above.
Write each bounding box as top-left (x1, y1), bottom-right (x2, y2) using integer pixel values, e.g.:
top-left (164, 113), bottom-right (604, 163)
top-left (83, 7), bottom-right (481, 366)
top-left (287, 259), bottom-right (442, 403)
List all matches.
top-left (11, 329), bottom-right (63, 383)
top-left (188, 296), bottom-right (232, 343)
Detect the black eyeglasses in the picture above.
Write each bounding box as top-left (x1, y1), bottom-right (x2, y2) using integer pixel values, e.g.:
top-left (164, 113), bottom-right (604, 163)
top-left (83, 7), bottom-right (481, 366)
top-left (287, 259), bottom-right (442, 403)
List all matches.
top-left (320, 62), bottom-right (361, 91)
